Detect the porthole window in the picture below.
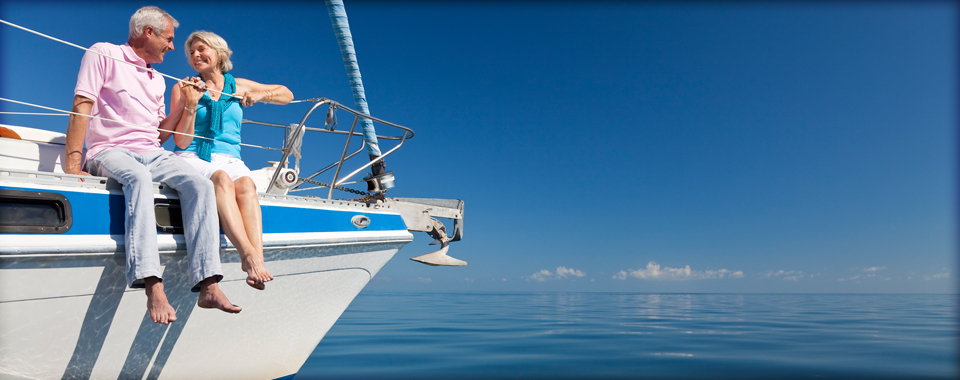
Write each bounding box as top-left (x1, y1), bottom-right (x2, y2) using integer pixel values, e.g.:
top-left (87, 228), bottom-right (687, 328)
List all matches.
top-left (0, 189), bottom-right (72, 233)
top-left (155, 199), bottom-right (184, 234)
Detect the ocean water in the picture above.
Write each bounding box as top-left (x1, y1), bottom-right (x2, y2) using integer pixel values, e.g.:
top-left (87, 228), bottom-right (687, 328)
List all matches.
top-left (297, 293), bottom-right (957, 379)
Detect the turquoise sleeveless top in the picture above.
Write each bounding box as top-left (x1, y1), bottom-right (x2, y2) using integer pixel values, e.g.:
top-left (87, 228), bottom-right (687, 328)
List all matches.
top-left (174, 73), bottom-right (243, 160)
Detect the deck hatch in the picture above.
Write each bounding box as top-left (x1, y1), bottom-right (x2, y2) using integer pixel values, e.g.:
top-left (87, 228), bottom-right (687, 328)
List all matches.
top-left (0, 189), bottom-right (72, 233)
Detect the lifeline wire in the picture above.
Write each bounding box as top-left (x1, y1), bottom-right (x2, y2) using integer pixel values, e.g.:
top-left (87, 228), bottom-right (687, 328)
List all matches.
top-left (0, 19), bottom-right (241, 99)
top-left (0, 112), bottom-right (67, 116)
top-left (0, 97), bottom-right (281, 151)
top-left (0, 19), bottom-right (322, 104)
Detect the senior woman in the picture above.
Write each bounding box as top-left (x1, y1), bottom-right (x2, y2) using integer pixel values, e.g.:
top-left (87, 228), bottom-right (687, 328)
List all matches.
top-left (163, 31), bottom-right (293, 290)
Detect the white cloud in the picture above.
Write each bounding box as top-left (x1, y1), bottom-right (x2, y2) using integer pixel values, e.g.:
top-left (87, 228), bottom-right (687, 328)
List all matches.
top-left (462, 278), bottom-right (474, 283)
top-left (924, 272), bottom-right (950, 281)
top-left (762, 270), bottom-right (804, 281)
top-left (556, 266), bottom-right (585, 278)
top-left (613, 262), bottom-right (743, 281)
top-left (529, 269), bottom-right (552, 282)
top-left (411, 277), bottom-right (432, 283)
top-left (527, 266), bottom-right (587, 282)
top-left (863, 266), bottom-right (887, 272)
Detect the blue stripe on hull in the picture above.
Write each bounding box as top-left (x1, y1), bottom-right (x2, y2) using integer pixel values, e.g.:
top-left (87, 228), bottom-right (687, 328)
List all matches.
top-left (261, 204), bottom-right (401, 233)
top-left (0, 186), bottom-right (407, 235)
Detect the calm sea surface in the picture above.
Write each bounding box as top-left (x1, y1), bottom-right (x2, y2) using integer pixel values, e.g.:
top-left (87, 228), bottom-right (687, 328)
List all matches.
top-left (297, 293), bottom-right (957, 379)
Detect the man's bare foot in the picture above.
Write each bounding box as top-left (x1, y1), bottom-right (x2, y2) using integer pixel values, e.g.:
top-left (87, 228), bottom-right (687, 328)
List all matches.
top-left (144, 277), bottom-right (177, 325)
top-left (241, 256), bottom-right (273, 290)
top-left (197, 277), bottom-right (241, 313)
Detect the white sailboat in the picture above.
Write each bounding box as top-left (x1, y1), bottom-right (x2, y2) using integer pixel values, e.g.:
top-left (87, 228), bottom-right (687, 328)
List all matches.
top-left (0, 2), bottom-right (464, 379)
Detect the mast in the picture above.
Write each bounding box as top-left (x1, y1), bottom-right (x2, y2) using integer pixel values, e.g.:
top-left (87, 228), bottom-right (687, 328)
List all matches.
top-left (325, 0), bottom-right (382, 162)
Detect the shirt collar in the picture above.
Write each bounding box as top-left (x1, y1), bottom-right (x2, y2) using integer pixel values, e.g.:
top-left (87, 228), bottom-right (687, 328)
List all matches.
top-left (120, 43), bottom-right (151, 71)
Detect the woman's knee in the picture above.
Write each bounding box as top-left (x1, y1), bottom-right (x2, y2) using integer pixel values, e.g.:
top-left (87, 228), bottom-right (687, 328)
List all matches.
top-left (234, 177), bottom-right (257, 197)
top-left (210, 171), bottom-right (235, 192)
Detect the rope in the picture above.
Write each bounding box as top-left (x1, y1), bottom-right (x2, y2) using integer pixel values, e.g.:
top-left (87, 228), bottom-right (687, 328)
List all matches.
top-left (0, 112), bottom-right (67, 116)
top-left (0, 19), bottom-right (324, 104)
top-left (0, 19), bottom-right (242, 100)
top-left (0, 97), bottom-right (281, 151)
top-left (288, 98), bottom-right (323, 104)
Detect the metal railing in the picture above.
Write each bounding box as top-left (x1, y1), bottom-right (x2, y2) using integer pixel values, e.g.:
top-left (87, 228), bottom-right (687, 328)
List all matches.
top-left (242, 98), bottom-right (414, 198)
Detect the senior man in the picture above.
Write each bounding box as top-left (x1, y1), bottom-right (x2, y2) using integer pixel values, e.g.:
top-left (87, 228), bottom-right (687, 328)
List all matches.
top-left (64, 6), bottom-right (240, 324)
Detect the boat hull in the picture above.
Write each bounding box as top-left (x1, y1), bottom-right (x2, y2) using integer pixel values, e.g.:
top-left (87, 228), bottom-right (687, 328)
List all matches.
top-left (0, 171), bottom-right (413, 380)
top-left (0, 243), bottom-right (405, 380)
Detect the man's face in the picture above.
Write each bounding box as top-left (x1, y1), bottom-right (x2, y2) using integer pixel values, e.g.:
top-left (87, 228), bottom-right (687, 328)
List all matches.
top-left (143, 18), bottom-right (175, 65)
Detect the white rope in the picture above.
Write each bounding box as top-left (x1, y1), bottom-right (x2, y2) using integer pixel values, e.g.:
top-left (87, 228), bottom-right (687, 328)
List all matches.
top-left (0, 18), bottom-right (328, 104)
top-left (288, 98), bottom-right (323, 104)
top-left (0, 112), bottom-right (67, 116)
top-left (0, 19), bottom-right (241, 100)
top-left (0, 97), bottom-right (281, 151)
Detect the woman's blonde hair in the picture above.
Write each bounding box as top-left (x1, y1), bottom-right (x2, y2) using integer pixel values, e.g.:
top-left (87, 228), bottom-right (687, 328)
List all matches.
top-left (184, 31), bottom-right (233, 73)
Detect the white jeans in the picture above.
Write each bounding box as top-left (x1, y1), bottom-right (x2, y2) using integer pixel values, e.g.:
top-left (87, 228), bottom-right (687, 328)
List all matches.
top-left (88, 148), bottom-right (222, 290)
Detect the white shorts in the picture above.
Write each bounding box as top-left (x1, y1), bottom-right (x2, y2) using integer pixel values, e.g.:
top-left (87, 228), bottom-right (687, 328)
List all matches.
top-left (175, 151), bottom-right (255, 189)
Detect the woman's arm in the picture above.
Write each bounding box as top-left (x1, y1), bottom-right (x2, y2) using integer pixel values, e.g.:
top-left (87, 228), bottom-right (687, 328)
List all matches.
top-left (235, 78), bottom-right (294, 107)
top-left (158, 82), bottom-right (184, 144)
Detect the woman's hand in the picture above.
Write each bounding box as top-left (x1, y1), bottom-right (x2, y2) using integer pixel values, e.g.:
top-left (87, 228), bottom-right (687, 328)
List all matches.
top-left (180, 77), bottom-right (204, 107)
top-left (234, 78), bottom-right (293, 106)
top-left (235, 91), bottom-right (267, 107)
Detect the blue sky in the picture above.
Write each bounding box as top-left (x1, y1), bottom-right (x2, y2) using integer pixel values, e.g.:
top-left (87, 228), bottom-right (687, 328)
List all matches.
top-left (1, 1), bottom-right (955, 293)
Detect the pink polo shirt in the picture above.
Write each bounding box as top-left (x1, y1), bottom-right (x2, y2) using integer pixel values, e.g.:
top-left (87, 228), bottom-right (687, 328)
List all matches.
top-left (75, 42), bottom-right (166, 163)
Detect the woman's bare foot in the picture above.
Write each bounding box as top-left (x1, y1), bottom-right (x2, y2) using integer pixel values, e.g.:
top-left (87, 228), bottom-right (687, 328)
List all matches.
top-left (144, 277), bottom-right (177, 325)
top-left (241, 256), bottom-right (273, 290)
top-left (197, 277), bottom-right (241, 313)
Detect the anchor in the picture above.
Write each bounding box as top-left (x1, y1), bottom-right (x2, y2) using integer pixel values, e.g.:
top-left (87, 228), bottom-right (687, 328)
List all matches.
top-left (384, 197), bottom-right (466, 267)
top-left (410, 216), bottom-right (466, 266)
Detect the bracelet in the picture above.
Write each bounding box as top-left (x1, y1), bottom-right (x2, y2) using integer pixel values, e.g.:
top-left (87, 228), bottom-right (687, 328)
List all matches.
top-left (265, 90), bottom-right (273, 103)
top-left (184, 107), bottom-right (196, 114)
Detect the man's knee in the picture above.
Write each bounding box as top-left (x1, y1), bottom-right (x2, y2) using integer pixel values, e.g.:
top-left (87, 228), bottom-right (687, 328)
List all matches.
top-left (178, 172), bottom-right (215, 198)
top-left (127, 169), bottom-right (153, 186)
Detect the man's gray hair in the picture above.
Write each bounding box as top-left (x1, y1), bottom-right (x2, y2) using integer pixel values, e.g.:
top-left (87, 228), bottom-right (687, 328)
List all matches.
top-left (129, 6), bottom-right (179, 39)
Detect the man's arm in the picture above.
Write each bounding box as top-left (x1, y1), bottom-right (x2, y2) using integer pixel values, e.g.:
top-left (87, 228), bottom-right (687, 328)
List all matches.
top-left (65, 94), bottom-right (93, 176)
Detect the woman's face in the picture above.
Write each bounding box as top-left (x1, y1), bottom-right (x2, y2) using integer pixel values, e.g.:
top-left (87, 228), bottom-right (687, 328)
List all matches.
top-left (189, 39), bottom-right (219, 73)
